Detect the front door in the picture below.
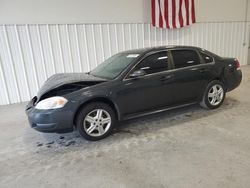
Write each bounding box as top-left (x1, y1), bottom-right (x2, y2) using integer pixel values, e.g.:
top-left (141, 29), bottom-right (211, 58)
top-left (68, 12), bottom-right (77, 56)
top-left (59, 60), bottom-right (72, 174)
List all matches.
top-left (116, 51), bottom-right (174, 116)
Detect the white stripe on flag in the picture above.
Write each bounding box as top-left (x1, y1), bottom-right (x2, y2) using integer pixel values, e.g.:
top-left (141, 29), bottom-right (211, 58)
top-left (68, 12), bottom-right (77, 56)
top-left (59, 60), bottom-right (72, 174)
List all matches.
top-left (160, 0), bottom-right (166, 28)
top-left (175, 0), bottom-right (180, 28)
top-left (189, 0), bottom-right (192, 25)
top-left (181, 0), bottom-right (186, 26)
top-left (155, 0), bottom-right (160, 27)
top-left (168, 0), bottom-right (173, 28)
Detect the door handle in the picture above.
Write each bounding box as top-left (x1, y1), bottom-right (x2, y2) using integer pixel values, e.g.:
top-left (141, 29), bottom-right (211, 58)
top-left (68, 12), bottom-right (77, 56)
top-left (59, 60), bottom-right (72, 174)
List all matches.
top-left (187, 60), bottom-right (194, 64)
top-left (160, 74), bottom-right (173, 81)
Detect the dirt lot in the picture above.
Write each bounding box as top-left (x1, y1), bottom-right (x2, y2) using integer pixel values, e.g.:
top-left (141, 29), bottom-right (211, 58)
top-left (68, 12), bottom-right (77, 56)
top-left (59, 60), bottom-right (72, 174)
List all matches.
top-left (0, 66), bottom-right (250, 188)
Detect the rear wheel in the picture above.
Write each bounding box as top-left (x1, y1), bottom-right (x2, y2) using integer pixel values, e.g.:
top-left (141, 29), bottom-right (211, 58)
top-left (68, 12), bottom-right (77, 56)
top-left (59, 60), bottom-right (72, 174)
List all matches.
top-left (200, 80), bottom-right (226, 109)
top-left (76, 102), bottom-right (116, 141)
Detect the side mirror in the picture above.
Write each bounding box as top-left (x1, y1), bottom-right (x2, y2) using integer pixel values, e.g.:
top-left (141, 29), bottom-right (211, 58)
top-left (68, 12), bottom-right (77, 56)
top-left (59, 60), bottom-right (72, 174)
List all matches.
top-left (129, 69), bottom-right (146, 78)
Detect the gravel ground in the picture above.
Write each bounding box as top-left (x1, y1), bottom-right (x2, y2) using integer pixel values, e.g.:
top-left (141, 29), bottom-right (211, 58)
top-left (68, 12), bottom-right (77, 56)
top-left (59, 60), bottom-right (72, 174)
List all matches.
top-left (0, 66), bottom-right (250, 188)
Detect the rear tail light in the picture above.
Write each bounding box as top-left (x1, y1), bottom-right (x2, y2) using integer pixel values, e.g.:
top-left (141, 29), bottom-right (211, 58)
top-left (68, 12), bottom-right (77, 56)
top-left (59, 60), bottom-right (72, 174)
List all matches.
top-left (234, 59), bottom-right (240, 70)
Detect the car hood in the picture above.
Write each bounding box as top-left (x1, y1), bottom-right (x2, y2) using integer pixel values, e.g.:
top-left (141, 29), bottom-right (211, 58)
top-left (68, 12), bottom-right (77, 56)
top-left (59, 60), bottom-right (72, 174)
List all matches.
top-left (37, 73), bottom-right (106, 99)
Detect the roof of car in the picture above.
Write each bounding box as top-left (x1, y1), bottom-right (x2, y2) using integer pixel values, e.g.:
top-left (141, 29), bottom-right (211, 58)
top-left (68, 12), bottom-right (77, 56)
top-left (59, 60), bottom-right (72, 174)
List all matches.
top-left (122, 45), bottom-right (202, 55)
top-left (121, 45), bottom-right (222, 61)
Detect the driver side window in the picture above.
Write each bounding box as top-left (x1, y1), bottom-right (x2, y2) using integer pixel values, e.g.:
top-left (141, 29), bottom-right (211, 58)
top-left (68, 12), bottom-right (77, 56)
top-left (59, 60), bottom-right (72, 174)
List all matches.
top-left (135, 51), bottom-right (169, 75)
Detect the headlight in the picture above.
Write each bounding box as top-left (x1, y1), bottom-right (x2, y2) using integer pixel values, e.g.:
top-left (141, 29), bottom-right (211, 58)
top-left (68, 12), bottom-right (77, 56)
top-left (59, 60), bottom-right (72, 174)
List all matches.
top-left (35, 96), bottom-right (68, 110)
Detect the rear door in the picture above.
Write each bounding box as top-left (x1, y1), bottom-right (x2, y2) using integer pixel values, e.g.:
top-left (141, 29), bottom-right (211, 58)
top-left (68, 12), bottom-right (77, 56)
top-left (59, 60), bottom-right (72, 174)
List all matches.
top-left (169, 49), bottom-right (212, 104)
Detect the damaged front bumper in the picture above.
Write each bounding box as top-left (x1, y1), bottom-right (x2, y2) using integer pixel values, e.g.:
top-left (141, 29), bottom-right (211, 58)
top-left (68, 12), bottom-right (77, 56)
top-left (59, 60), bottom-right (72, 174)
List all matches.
top-left (25, 97), bottom-right (74, 133)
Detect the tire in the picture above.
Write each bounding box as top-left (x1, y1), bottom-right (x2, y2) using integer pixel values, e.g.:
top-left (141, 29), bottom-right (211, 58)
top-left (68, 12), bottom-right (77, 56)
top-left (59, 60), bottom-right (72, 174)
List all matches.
top-left (76, 102), bottom-right (116, 141)
top-left (200, 80), bottom-right (226, 109)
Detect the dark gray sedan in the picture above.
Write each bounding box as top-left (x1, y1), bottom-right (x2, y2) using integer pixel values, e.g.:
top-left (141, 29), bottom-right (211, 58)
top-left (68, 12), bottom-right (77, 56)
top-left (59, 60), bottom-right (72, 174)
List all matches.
top-left (26, 46), bottom-right (242, 141)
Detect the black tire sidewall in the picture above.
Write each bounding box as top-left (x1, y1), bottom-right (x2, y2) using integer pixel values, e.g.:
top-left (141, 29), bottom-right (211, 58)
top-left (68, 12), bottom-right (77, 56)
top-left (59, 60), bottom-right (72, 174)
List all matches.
top-left (76, 102), bottom-right (116, 141)
top-left (203, 80), bottom-right (226, 109)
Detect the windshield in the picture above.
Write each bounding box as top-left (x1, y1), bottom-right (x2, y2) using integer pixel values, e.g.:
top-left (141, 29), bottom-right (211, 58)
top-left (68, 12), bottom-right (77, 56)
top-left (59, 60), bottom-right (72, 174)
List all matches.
top-left (90, 53), bottom-right (140, 79)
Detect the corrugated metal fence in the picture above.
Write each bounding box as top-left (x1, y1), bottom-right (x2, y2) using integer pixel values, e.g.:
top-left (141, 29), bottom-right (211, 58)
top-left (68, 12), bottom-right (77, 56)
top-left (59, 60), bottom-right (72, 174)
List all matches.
top-left (0, 22), bottom-right (248, 105)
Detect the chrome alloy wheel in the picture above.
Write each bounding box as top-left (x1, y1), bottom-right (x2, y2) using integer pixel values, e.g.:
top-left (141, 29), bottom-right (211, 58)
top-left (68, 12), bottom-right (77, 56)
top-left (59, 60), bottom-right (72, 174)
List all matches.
top-left (208, 84), bottom-right (224, 106)
top-left (83, 109), bottom-right (112, 137)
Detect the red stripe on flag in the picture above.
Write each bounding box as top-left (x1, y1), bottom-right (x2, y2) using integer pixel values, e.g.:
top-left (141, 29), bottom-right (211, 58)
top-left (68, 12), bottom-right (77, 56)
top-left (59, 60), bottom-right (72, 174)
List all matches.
top-left (179, 0), bottom-right (184, 27)
top-left (158, 0), bottom-right (163, 28)
top-left (164, 0), bottom-right (170, 29)
top-left (191, 0), bottom-right (196, 23)
top-left (184, 0), bottom-right (189, 25)
top-left (151, 0), bottom-right (156, 26)
top-left (172, 0), bottom-right (176, 28)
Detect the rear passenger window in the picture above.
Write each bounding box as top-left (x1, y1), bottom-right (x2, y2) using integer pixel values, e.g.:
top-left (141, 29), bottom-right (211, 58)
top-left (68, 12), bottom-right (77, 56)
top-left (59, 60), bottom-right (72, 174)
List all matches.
top-left (171, 50), bottom-right (200, 69)
top-left (135, 51), bottom-right (169, 74)
top-left (200, 52), bottom-right (214, 63)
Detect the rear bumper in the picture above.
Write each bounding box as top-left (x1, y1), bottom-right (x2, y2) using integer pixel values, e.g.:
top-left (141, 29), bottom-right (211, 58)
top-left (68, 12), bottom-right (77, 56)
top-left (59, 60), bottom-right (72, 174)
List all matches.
top-left (25, 98), bottom-right (74, 133)
top-left (226, 69), bottom-right (242, 92)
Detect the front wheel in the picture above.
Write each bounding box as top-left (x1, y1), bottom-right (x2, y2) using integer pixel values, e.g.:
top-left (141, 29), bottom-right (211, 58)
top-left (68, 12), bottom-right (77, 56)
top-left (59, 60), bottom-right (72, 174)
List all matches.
top-left (76, 102), bottom-right (116, 141)
top-left (200, 80), bottom-right (226, 109)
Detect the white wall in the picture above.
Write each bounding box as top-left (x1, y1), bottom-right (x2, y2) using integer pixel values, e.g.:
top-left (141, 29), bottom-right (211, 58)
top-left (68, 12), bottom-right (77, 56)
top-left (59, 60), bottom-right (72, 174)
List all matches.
top-left (196, 0), bottom-right (247, 22)
top-left (0, 0), bottom-right (249, 105)
top-left (0, 0), bottom-right (248, 23)
top-left (0, 0), bottom-right (151, 24)
top-left (0, 22), bottom-right (247, 105)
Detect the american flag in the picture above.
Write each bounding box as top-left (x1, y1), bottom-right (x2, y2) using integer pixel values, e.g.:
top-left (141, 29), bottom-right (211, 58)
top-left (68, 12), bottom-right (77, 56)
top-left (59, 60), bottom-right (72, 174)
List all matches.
top-left (151, 0), bottom-right (196, 29)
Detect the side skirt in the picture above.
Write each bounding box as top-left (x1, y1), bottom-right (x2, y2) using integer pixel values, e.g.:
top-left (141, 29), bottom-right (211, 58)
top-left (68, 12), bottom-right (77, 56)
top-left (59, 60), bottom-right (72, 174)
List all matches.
top-left (122, 102), bottom-right (197, 121)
